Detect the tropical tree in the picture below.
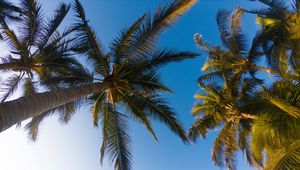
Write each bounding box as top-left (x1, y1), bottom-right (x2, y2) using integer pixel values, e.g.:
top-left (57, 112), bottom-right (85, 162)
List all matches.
top-left (0, 0), bottom-right (91, 140)
top-left (245, 0), bottom-right (300, 74)
top-left (188, 71), bottom-right (263, 169)
top-left (194, 8), bottom-right (274, 84)
top-left (0, 0), bottom-right (198, 169)
top-left (190, 2), bottom-right (300, 169)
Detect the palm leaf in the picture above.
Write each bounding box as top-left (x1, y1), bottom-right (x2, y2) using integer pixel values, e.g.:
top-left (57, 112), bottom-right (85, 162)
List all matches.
top-left (22, 77), bottom-right (37, 96)
top-left (212, 122), bottom-right (238, 169)
top-left (111, 14), bottom-right (146, 64)
top-left (188, 115), bottom-right (221, 141)
top-left (130, 93), bottom-right (188, 142)
top-left (0, 73), bottom-right (23, 102)
top-left (73, 0), bottom-right (109, 75)
top-left (125, 0), bottom-right (197, 57)
top-left (37, 2), bottom-right (71, 48)
top-left (19, 0), bottom-right (44, 46)
top-left (24, 110), bottom-right (54, 141)
top-left (120, 92), bottom-right (158, 141)
top-left (264, 140), bottom-right (300, 170)
top-left (100, 104), bottom-right (132, 170)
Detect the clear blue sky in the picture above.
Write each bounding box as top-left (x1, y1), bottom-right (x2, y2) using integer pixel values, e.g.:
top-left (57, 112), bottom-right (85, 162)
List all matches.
top-left (0, 0), bottom-right (263, 170)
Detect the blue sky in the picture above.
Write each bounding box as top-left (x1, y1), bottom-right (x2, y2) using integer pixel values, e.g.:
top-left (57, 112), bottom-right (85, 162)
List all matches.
top-left (0, 0), bottom-right (263, 170)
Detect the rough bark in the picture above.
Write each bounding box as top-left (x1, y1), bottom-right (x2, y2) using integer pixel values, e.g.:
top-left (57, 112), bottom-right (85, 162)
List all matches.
top-left (0, 82), bottom-right (108, 132)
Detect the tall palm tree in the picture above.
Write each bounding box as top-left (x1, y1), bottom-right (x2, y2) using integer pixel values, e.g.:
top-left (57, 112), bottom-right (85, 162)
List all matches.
top-left (0, 0), bottom-right (198, 169)
top-left (194, 8), bottom-right (273, 83)
top-left (0, 0), bottom-right (91, 140)
top-left (190, 72), bottom-right (300, 170)
top-left (188, 72), bottom-right (263, 169)
top-left (245, 0), bottom-right (300, 74)
top-left (190, 4), bottom-right (300, 169)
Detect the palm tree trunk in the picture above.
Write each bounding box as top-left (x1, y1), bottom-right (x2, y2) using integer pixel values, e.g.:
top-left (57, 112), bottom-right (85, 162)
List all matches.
top-left (0, 82), bottom-right (109, 132)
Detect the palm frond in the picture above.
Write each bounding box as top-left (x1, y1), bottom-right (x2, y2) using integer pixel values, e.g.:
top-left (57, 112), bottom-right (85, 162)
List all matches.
top-left (217, 9), bottom-right (247, 56)
top-left (121, 49), bottom-right (198, 77)
top-left (262, 93), bottom-right (300, 118)
top-left (19, 0), bottom-right (44, 46)
top-left (37, 2), bottom-right (71, 48)
top-left (22, 77), bottom-right (37, 96)
top-left (264, 140), bottom-right (300, 170)
top-left (90, 91), bottom-right (106, 127)
top-left (127, 72), bottom-right (172, 94)
top-left (212, 122), bottom-right (238, 169)
top-left (130, 93), bottom-right (188, 142)
top-left (125, 0), bottom-right (197, 57)
top-left (0, 73), bottom-right (23, 102)
top-left (0, 55), bottom-right (19, 72)
top-left (0, 0), bottom-right (21, 25)
top-left (188, 115), bottom-right (221, 141)
top-left (24, 110), bottom-right (54, 141)
top-left (73, 0), bottom-right (109, 75)
top-left (111, 14), bottom-right (146, 64)
top-left (120, 92), bottom-right (158, 141)
top-left (3, 28), bottom-right (28, 55)
top-left (251, 111), bottom-right (300, 167)
top-left (100, 104), bottom-right (132, 170)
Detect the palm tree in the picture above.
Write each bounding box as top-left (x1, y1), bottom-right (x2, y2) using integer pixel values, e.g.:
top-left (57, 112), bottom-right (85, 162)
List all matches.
top-left (188, 73), bottom-right (263, 169)
top-left (0, 0), bottom-right (198, 169)
top-left (194, 8), bottom-right (273, 83)
top-left (190, 4), bottom-right (300, 169)
top-left (245, 0), bottom-right (300, 74)
top-left (0, 0), bottom-right (91, 140)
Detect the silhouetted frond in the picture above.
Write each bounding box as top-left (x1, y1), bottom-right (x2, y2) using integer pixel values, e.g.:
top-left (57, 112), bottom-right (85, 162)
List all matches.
top-left (0, 73), bottom-right (22, 102)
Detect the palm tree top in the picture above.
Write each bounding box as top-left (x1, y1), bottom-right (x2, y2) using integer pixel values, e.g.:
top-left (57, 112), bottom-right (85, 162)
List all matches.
top-left (71, 0), bottom-right (198, 169)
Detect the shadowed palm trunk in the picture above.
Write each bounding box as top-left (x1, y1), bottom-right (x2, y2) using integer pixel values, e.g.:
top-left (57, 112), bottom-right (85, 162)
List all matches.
top-left (0, 82), bottom-right (108, 132)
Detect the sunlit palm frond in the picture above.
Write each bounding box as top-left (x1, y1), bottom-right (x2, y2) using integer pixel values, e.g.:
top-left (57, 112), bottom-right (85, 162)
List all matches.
top-left (212, 122), bottom-right (238, 169)
top-left (125, 0), bottom-right (197, 58)
top-left (264, 140), bottom-right (300, 170)
top-left (251, 110), bottom-right (300, 167)
top-left (89, 91), bottom-right (106, 127)
top-left (188, 115), bottom-right (221, 141)
top-left (261, 81), bottom-right (300, 118)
